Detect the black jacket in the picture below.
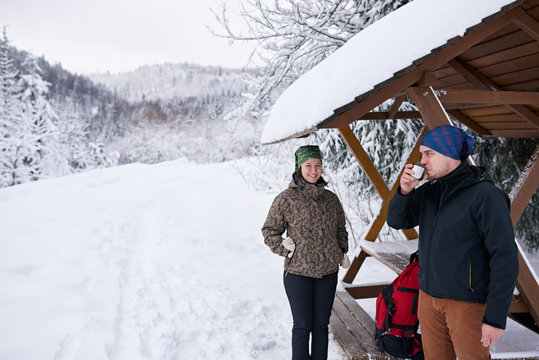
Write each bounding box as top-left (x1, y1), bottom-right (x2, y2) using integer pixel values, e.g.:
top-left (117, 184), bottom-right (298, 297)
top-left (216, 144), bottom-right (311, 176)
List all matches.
top-left (387, 162), bottom-right (518, 329)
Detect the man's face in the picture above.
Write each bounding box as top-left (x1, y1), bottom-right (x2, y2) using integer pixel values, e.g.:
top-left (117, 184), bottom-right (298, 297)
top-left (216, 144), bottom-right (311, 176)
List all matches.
top-left (419, 145), bottom-right (461, 181)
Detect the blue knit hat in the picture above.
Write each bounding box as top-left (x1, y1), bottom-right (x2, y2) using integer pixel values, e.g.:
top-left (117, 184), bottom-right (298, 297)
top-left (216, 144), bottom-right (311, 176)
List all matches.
top-left (294, 145), bottom-right (322, 170)
top-left (420, 125), bottom-right (476, 161)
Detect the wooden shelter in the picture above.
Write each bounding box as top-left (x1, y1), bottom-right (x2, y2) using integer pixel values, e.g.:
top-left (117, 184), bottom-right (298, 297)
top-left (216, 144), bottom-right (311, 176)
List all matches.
top-left (263, 0), bottom-right (539, 358)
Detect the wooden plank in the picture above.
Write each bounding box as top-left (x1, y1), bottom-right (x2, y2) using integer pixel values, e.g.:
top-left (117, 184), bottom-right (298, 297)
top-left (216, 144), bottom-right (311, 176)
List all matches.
top-left (363, 127), bottom-right (425, 242)
top-left (477, 52), bottom-right (539, 78)
top-left (473, 113), bottom-right (527, 123)
top-left (331, 291), bottom-right (395, 359)
top-left (522, 0), bottom-right (539, 9)
top-left (360, 239), bottom-right (419, 274)
top-left (510, 143), bottom-right (539, 228)
top-left (437, 89), bottom-right (539, 105)
top-left (449, 58), bottom-right (539, 130)
top-left (461, 27), bottom-right (528, 61)
top-left (338, 126), bottom-right (419, 252)
top-left (339, 126), bottom-right (390, 199)
top-left (489, 67), bottom-right (539, 87)
top-left (509, 294), bottom-right (531, 313)
top-left (357, 111), bottom-right (422, 120)
top-left (388, 95), bottom-right (406, 118)
top-left (466, 41), bottom-right (539, 69)
top-left (515, 249), bottom-right (539, 331)
top-left (510, 103), bottom-right (539, 128)
top-left (343, 250), bottom-right (369, 284)
top-left (447, 109), bottom-right (492, 135)
top-left (333, 293), bottom-right (381, 355)
top-left (481, 121), bottom-right (533, 130)
top-left (489, 128), bottom-right (539, 137)
top-left (513, 11), bottom-right (539, 41)
top-left (344, 283), bottom-right (391, 299)
top-left (336, 291), bottom-right (379, 340)
top-left (330, 309), bottom-right (366, 360)
top-left (431, 64), bottom-right (457, 81)
top-left (503, 79), bottom-right (539, 91)
top-left (463, 105), bottom-right (512, 117)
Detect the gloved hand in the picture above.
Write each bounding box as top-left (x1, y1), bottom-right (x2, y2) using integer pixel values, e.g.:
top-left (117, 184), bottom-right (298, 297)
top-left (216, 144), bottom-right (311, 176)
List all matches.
top-left (282, 237), bottom-right (295, 258)
top-left (341, 253), bottom-right (351, 269)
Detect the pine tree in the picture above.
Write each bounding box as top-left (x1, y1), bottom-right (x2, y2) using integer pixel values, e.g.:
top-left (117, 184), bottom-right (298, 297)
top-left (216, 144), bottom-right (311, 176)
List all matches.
top-left (0, 27), bottom-right (29, 186)
top-left (19, 54), bottom-right (63, 179)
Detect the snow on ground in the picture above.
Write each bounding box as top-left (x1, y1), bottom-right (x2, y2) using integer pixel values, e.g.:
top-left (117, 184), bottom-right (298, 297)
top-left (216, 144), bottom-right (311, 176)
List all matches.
top-left (0, 159), bottom-right (347, 360)
top-left (1, 158), bottom-right (537, 359)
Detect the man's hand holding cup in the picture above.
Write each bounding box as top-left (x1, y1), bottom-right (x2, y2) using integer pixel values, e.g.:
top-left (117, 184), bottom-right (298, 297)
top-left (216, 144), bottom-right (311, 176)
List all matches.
top-left (400, 164), bottom-right (425, 195)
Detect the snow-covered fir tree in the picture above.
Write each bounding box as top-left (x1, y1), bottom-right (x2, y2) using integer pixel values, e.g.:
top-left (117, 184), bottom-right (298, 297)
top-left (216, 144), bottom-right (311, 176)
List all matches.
top-left (19, 54), bottom-right (65, 179)
top-left (0, 27), bottom-right (31, 186)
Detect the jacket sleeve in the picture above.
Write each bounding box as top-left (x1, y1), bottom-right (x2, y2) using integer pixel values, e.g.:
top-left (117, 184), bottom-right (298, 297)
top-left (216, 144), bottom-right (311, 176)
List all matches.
top-left (336, 197), bottom-right (349, 253)
top-left (387, 186), bottom-right (422, 230)
top-left (477, 188), bottom-right (519, 329)
top-left (261, 193), bottom-right (289, 257)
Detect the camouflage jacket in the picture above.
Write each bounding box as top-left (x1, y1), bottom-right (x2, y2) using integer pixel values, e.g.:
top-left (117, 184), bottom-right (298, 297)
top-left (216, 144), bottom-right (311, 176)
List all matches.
top-left (262, 175), bottom-right (349, 278)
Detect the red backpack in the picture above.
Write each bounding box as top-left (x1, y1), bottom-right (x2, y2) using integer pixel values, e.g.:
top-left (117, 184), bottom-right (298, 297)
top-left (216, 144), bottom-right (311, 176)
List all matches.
top-left (375, 252), bottom-right (424, 360)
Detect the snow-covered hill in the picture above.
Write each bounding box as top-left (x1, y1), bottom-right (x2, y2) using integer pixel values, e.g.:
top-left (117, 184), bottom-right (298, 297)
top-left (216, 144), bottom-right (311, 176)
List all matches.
top-left (0, 158), bottom-right (348, 360)
top-left (89, 63), bottom-right (254, 103)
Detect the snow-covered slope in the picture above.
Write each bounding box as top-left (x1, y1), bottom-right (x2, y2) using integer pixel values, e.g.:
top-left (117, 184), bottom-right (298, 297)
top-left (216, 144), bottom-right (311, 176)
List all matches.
top-left (0, 158), bottom-right (347, 360)
top-left (1, 159), bottom-right (537, 359)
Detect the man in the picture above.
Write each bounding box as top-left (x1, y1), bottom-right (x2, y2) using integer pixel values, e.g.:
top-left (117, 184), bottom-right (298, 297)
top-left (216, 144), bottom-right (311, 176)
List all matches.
top-left (387, 125), bottom-right (518, 360)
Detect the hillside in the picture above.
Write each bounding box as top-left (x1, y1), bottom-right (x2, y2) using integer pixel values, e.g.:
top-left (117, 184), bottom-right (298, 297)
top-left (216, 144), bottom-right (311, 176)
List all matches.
top-left (90, 62), bottom-right (255, 102)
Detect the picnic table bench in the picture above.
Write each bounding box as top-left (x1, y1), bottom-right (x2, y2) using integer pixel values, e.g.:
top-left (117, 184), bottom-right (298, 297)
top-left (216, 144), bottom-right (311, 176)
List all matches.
top-left (331, 239), bottom-right (539, 360)
top-left (330, 240), bottom-right (418, 360)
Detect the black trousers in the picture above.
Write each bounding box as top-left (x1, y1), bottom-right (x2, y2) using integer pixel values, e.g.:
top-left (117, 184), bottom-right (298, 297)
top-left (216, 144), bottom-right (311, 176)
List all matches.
top-left (283, 271), bottom-right (338, 360)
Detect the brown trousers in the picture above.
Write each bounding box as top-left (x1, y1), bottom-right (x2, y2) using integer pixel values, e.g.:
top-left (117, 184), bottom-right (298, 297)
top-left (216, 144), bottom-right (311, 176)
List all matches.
top-left (418, 290), bottom-right (491, 360)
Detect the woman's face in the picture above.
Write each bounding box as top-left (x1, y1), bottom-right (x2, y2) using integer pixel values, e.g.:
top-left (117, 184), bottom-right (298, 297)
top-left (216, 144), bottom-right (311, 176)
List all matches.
top-left (301, 158), bottom-right (322, 184)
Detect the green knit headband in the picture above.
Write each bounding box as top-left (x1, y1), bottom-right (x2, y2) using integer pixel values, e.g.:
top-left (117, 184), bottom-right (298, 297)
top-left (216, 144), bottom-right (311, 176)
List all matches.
top-left (294, 145), bottom-right (322, 170)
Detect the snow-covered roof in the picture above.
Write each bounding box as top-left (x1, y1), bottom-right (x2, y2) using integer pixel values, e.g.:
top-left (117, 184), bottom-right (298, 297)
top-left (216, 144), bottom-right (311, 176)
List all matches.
top-left (262, 0), bottom-right (521, 144)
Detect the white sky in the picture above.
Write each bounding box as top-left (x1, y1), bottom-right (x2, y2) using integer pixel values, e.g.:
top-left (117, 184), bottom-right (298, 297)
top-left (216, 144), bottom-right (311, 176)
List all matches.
top-left (0, 0), bottom-right (256, 74)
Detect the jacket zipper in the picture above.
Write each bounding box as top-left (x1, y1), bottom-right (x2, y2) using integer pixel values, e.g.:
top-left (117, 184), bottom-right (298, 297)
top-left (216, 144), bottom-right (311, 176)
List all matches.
top-left (427, 182), bottom-right (447, 290)
top-left (468, 257), bottom-right (474, 292)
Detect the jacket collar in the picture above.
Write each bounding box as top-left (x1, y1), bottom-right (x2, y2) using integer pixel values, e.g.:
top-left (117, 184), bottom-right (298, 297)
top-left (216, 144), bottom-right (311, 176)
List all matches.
top-left (289, 172), bottom-right (327, 199)
top-left (430, 161), bottom-right (490, 202)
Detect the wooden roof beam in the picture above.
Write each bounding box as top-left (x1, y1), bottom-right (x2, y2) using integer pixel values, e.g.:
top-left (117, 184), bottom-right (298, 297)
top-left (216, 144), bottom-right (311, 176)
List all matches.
top-left (388, 95), bottom-right (407, 118)
top-left (437, 89), bottom-right (539, 105)
top-left (338, 126), bottom-right (419, 241)
top-left (512, 9), bottom-right (539, 41)
top-left (406, 86), bottom-right (453, 129)
top-left (448, 57), bottom-right (539, 129)
top-left (447, 109), bottom-right (492, 135)
top-left (357, 111), bottom-right (422, 120)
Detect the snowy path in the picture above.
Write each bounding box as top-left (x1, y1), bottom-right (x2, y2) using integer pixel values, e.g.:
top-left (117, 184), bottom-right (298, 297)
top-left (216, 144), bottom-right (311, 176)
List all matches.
top-left (0, 159), bottom-right (347, 360)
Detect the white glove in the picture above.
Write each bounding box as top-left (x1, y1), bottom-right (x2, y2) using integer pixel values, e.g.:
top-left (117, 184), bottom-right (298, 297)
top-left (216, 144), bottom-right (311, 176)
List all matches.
top-left (341, 253), bottom-right (351, 269)
top-left (282, 237), bottom-right (295, 258)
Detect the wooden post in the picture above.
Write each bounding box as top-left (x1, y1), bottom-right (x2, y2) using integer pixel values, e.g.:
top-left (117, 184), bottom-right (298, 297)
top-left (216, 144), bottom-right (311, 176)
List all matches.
top-left (406, 86), bottom-right (453, 128)
top-left (509, 144), bottom-right (539, 329)
top-left (339, 126), bottom-right (427, 284)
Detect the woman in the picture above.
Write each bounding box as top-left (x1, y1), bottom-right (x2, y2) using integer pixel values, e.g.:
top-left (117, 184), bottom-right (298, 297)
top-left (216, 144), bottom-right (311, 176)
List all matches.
top-left (262, 145), bottom-right (350, 360)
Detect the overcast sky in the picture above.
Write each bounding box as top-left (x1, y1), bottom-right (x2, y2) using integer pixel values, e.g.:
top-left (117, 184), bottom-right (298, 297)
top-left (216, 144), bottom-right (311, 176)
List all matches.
top-left (0, 0), bottom-right (256, 75)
